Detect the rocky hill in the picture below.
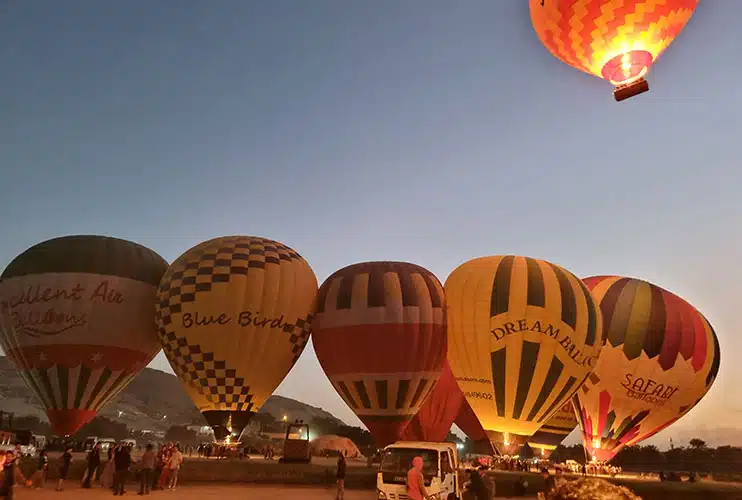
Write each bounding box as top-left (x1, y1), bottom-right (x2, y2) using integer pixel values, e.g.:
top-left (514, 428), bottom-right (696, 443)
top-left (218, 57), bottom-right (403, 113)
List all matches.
top-left (0, 357), bottom-right (344, 432)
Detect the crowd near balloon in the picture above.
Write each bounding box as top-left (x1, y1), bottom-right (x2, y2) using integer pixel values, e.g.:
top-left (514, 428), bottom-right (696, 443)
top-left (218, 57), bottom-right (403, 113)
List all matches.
top-left (0, 233), bottom-right (721, 465)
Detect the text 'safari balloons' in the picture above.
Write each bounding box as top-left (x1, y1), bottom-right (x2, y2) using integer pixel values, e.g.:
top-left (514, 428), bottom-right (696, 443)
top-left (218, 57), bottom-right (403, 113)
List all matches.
top-left (527, 401), bottom-right (578, 459)
top-left (456, 399), bottom-right (495, 456)
top-left (0, 236), bottom-right (167, 436)
top-left (401, 361), bottom-right (463, 442)
top-left (574, 276), bottom-right (721, 462)
top-left (529, 0), bottom-right (699, 100)
top-left (155, 236), bottom-right (317, 440)
top-left (446, 256), bottom-right (604, 455)
top-left (312, 262), bottom-right (447, 447)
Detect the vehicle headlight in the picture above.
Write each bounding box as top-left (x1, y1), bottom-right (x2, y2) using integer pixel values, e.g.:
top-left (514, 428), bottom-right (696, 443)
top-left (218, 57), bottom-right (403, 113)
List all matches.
top-left (376, 489), bottom-right (387, 499)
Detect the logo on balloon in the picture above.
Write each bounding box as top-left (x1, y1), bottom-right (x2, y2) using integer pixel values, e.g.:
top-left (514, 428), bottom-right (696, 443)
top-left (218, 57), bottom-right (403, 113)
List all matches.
top-left (490, 317), bottom-right (597, 368)
top-left (621, 374), bottom-right (680, 406)
top-left (1, 281), bottom-right (125, 338)
top-left (181, 311), bottom-right (286, 330)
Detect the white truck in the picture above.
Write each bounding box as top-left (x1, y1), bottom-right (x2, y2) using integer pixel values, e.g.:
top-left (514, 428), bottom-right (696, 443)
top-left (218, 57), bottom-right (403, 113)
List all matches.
top-left (376, 441), bottom-right (461, 500)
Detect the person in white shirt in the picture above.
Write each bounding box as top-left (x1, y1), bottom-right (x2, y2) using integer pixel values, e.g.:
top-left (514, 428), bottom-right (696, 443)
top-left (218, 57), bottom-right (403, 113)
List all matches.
top-left (167, 445), bottom-right (184, 490)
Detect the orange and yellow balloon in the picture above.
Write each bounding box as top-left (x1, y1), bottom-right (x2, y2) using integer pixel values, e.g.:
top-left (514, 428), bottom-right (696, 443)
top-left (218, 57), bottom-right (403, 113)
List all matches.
top-left (574, 276), bottom-right (720, 462)
top-left (529, 0), bottom-right (699, 99)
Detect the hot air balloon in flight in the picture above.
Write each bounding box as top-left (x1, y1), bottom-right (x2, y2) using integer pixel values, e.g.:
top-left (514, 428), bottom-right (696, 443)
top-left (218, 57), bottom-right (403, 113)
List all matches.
top-left (155, 236), bottom-right (317, 440)
top-left (401, 361), bottom-right (463, 442)
top-left (312, 262), bottom-right (447, 447)
top-left (527, 401), bottom-right (579, 459)
top-left (0, 236), bottom-right (167, 436)
top-left (529, 0), bottom-right (700, 101)
top-left (446, 256), bottom-right (604, 455)
top-left (574, 276), bottom-right (721, 462)
top-left (455, 399), bottom-right (495, 455)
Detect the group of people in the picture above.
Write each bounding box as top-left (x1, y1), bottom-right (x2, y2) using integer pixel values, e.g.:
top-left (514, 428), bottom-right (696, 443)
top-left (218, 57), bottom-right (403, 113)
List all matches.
top-left (0, 440), bottom-right (184, 497)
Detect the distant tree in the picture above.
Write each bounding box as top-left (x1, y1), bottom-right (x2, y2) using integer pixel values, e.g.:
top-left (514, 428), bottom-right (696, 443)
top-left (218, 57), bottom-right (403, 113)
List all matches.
top-left (445, 432), bottom-right (462, 444)
top-left (689, 438), bottom-right (707, 449)
top-left (76, 417), bottom-right (130, 440)
top-left (164, 425), bottom-right (200, 444)
top-left (309, 417), bottom-right (341, 437)
top-left (12, 415), bottom-right (52, 436)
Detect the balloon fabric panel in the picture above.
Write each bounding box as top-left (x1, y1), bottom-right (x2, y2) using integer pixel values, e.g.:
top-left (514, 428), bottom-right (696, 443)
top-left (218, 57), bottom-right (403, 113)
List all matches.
top-left (527, 400), bottom-right (579, 458)
top-left (155, 236), bottom-right (317, 440)
top-left (312, 262), bottom-right (447, 447)
top-left (575, 276), bottom-right (720, 462)
top-left (402, 361), bottom-right (463, 442)
top-left (529, 0), bottom-right (699, 85)
top-left (446, 256), bottom-right (604, 455)
top-left (0, 236), bottom-right (167, 436)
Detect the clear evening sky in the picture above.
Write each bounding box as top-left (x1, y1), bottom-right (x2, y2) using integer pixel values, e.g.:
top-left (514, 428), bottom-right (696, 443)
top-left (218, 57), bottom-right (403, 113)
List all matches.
top-left (2, 2), bottom-right (740, 448)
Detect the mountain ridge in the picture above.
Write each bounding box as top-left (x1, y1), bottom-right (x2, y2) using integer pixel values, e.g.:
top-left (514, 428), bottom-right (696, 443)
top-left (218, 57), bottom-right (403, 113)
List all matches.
top-left (0, 356), bottom-right (346, 432)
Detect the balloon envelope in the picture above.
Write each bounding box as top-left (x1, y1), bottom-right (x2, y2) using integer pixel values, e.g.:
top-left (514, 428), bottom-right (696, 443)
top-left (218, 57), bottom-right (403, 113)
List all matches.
top-left (574, 276), bottom-right (720, 462)
top-left (401, 361), bottom-right (463, 442)
top-left (527, 401), bottom-right (578, 459)
top-left (312, 262), bottom-right (447, 447)
top-left (0, 235), bottom-right (167, 436)
top-left (455, 399), bottom-right (495, 456)
top-left (155, 236), bottom-right (317, 440)
top-left (446, 256), bottom-right (604, 455)
top-left (529, 0), bottom-right (699, 86)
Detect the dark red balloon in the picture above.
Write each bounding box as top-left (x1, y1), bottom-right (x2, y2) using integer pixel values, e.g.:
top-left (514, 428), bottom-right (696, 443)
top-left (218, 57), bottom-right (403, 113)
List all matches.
top-left (402, 361), bottom-right (463, 442)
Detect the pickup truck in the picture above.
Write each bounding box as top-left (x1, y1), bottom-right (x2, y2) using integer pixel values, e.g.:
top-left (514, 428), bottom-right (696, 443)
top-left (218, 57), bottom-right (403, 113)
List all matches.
top-left (376, 441), bottom-right (461, 500)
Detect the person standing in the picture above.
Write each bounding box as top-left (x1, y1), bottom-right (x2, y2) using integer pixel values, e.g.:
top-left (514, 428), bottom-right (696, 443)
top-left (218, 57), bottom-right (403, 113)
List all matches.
top-left (56, 446), bottom-right (73, 492)
top-left (113, 444), bottom-right (132, 496)
top-left (335, 452), bottom-right (346, 500)
top-left (166, 445), bottom-right (183, 490)
top-left (1, 450), bottom-right (15, 500)
top-left (82, 442), bottom-right (102, 488)
top-left (138, 444), bottom-right (156, 495)
top-left (406, 456), bottom-right (430, 500)
top-left (33, 449), bottom-right (49, 489)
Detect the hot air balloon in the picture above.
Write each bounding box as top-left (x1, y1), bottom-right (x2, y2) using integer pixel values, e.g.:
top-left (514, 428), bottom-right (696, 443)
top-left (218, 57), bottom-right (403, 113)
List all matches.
top-left (401, 361), bottom-right (463, 442)
top-left (574, 276), bottom-right (721, 462)
top-left (446, 256), bottom-right (604, 455)
top-left (527, 401), bottom-right (579, 459)
top-left (529, 0), bottom-right (699, 101)
top-left (455, 399), bottom-right (495, 456)
top-left (0, 236), bottom-right (167, 436)
top-left (155, 236), bottom-right (317, 440)
top-left (312, 262), bottom-right (447, 447)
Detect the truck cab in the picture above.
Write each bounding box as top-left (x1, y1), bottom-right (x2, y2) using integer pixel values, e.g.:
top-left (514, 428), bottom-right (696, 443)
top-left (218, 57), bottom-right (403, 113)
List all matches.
top-left (376, 441), bottom-right (461, 500)
top-left (278, 422), bottom-right (311, 464)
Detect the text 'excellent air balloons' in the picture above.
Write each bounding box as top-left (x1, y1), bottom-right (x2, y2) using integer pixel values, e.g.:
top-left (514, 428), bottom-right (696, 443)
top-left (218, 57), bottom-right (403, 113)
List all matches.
top-left (527, 401), bottom-right (579, 459)
top-left (574, 276), bottom-right (721, 462)
top-left (401, 360), bottom-right (464, 442)
top-left (446, 256), bottom-right (604, 456)
top-left (312, 262), bottom-right (447, 447)
top-left (529, 0), bottom-right (699, 101)
top-left (0, 236), bottom-right (168, 436)
top-left (155, 236), bottom-right (317, 440)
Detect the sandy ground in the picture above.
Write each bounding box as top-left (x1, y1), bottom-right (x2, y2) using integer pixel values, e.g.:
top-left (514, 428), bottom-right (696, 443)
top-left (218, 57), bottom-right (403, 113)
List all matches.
top-left (11, 484), bottom-right (374, 499)
top-left (11, 484), bottom-right (538, 499)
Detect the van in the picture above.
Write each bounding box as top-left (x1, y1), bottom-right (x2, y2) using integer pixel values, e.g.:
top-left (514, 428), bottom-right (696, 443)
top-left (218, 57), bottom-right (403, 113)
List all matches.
top-left (376, 441), bottom-right (461, 500)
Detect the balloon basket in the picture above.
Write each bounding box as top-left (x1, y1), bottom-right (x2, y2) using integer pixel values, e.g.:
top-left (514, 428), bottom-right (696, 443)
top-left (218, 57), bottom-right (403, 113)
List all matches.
top-left (614, 78), bottom-right (649, 102)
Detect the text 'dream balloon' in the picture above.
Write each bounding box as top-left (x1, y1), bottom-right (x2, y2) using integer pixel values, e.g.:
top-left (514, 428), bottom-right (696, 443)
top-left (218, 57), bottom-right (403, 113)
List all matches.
top-left (155, 236), bottom-right (317, 440)
top-left (312, 262), bottom-right (447, 447)
top-left (529, 0), bottom-right (699, 100)
top-left (574, 276), bottom-right (721, 462)
top-left (0, 236), bottom-right (167, 436)
top-left (446, 256), bottom-right (604, 455)
top-left (527, 401), bottom-right (578, 459)
top-left (401, 360), bottom-right (463, 442)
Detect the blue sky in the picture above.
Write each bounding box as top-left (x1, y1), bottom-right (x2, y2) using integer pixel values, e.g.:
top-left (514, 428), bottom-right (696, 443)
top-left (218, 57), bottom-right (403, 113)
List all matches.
top-left (2, 1), bottom-right (741, 447)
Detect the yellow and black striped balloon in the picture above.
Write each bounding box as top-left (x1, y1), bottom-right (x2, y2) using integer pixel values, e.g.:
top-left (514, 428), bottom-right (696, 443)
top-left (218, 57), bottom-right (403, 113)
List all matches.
top-left (446, 256), bottom-right (604, 455)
